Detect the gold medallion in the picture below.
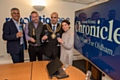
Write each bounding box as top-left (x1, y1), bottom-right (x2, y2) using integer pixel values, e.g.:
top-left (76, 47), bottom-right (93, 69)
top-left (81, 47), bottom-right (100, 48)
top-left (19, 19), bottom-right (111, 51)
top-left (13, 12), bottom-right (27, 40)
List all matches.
top-left (46, 24), bottom-right (61, 39)
top-left (51, 33), bottom-right (56, 39)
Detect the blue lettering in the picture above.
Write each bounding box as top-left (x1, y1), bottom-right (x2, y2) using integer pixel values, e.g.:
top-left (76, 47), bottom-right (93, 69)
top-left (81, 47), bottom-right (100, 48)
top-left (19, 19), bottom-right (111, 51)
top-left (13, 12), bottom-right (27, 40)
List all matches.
top-left (5, 18), bottom-right (10, 22)
top-left (46, 18), bottom-right (51, 24)
top-left (5, 15), bottom-right (70, 24)
top-left (39, 16), bottom-right (42, 22)
top-left (24, 17), bottom-right (30, 24)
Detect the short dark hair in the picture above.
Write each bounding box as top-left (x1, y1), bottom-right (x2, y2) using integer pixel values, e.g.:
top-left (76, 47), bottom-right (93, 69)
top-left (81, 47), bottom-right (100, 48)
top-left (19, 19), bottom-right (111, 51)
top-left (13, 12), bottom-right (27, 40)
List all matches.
top-left (11, 8), bottom-right (19, 12)
top-left (61, 19), bottom-right (70, 25)
top-left (109, 9), bottom-right (116, 13)
top-left (31, 11), bottom-right (38, 15)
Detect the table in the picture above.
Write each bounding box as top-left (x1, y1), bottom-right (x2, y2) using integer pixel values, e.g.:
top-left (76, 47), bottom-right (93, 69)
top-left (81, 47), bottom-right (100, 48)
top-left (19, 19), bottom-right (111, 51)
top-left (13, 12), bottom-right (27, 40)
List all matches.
top-left (0, 62), bottom-right (32, 80)
top-left (32, 61), bottom-right (86, 80)
top-left (0, 61), bottom-right (86, 80)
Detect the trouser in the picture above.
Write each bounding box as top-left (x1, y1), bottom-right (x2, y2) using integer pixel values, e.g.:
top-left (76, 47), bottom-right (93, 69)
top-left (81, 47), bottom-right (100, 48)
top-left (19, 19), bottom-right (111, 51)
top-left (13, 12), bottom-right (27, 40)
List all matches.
top-left (10, 45), bottom-right (24, 63)
top-left (28, 45), bottom-right (42, 61)
top-left (43, 51), bottom-right (60, 61)
top-left (43, 55), bottom-right (51, 60)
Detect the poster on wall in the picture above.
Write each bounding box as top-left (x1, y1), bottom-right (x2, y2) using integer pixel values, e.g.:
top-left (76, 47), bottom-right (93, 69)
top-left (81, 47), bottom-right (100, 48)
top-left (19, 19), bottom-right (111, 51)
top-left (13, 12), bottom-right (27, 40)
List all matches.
top-left (74, 0), bottom-right (120, 80)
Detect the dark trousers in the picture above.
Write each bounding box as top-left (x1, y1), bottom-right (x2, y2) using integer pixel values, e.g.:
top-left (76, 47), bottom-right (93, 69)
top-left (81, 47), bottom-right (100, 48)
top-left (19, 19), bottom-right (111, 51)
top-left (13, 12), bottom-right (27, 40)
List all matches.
top-left (10, 45), bottom-right (24, 63)
top-left (28, 45), bottom-right (42, 61)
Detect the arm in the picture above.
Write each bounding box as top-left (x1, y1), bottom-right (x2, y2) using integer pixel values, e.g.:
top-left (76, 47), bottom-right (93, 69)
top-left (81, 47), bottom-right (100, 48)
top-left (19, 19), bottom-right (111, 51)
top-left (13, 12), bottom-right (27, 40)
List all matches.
top-left (40, 25), bottom-right (48, 43)
top-left (2, 22), bottom-right (18, 41)
top-left (24, 23), bottom-right (31, 41)
top-left (24, 23), bottom-right (36, 43)
top-left (74, 32), bottom-right (85, 49)
top-left (61, 33), bottom-right (74, 50)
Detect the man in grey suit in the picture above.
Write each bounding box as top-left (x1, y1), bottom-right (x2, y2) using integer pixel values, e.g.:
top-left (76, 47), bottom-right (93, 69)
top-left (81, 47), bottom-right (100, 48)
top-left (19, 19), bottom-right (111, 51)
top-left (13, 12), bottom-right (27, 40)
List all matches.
top-left (2, 8), bottom-right (27, 63)
top-left (25, 11), bottom-right (43, 61)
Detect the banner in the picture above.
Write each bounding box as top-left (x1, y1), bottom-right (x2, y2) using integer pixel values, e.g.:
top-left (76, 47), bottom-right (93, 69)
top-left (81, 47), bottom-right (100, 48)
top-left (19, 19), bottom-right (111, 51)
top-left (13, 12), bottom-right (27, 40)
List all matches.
top-left (5, 15), bottom-right (70, 24)
top-left (74, 0), bottom-right (120, 80)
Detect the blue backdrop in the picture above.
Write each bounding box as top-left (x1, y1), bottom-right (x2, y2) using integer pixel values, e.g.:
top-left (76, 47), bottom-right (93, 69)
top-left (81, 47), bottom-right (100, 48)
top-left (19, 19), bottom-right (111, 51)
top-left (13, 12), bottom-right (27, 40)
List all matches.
top-left (74, 0), bottom-right (120, 80)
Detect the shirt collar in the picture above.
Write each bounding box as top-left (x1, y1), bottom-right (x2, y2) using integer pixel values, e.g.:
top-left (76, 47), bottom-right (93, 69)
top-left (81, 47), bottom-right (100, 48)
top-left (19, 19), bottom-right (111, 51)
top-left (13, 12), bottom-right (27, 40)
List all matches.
top-left (12, 18), bottom-right (20, 24)
top-left (52, 23), bottom-right (57, 27)
top-left (32, 21), bottom-right (39, 25)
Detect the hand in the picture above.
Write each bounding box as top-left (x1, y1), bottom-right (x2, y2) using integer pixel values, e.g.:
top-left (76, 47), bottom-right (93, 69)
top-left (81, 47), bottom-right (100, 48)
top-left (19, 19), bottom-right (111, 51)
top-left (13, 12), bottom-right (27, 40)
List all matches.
top-left (84, 39), bottom-right (88, 43)
top-left (42, 35), bottom-right (48, 41)
top-left (87, 37), bottom-right (91, 41)
top-left (16, 32), bottom-right (23, 38)
top-left (30, 38), bottom-right (36, 43)
top-left (57, 38), bottom-right (63, 44)
top-left (83, 37), bottom-right (91, 43)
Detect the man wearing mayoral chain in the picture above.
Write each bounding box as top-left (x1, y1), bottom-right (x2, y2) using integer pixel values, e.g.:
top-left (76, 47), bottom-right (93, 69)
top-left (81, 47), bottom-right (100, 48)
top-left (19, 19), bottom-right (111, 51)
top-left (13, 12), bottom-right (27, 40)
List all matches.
top-left (41, 12), bottom-right (63, 60)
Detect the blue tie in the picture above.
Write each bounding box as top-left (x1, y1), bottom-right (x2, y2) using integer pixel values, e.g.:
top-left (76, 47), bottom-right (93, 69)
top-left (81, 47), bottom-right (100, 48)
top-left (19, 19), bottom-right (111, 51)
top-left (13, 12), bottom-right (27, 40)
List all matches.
top-left (52, 26), bottom-right (55, 32)
top-left (19, 25), bottom-right (24, 45)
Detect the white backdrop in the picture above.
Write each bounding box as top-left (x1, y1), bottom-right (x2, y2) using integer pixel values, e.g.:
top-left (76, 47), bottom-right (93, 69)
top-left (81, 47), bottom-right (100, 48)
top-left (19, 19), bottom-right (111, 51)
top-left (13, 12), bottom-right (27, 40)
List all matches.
top-left (0, 0), bottom-right (86, 64)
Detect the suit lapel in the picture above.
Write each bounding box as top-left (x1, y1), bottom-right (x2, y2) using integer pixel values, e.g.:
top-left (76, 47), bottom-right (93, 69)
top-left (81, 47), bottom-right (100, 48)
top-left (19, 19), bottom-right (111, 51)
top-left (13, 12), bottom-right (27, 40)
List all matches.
top-left (49, 23), bottom-right (59, 29)
top-left (49, 23), bottom-right (52, 29)
top-left (57, 23), bottom-right (60, 28)
top-left (10, 19), bottom-right (19, 32)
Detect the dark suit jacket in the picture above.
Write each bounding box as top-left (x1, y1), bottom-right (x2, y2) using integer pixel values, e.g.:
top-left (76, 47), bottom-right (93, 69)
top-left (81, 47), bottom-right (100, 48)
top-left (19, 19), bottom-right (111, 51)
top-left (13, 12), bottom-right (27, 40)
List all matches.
top-left (40, 23), bottom-right (63, 58)
top-left (2, 19), bottom-right (27, 54)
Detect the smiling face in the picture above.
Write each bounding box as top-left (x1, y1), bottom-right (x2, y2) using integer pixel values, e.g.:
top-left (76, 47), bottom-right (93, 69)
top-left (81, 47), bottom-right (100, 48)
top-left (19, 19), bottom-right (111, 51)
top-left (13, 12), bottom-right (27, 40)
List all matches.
top-left (11, 10), bottom-right (20, 21)
top-left (61, 22), bottom-right (70, 32)
top-left (31, 12), bottom-right (39, 23)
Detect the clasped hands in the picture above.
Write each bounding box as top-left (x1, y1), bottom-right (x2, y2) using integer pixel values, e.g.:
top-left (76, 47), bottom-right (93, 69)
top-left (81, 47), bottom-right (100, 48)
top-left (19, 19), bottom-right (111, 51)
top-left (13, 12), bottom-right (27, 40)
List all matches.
top-left (57, 38), bottom-right (64, 44)
top-left (42, 35), bottom-right (64, 44)
top-left (16, 31), bottom-right (23, 38)
top-left (42, 35), bottom-right (48, 41)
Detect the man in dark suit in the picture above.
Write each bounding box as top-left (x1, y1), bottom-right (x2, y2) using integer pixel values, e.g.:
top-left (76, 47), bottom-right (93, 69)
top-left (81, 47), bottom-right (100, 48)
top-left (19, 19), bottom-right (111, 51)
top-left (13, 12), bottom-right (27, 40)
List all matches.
top-left (2, 8), bottom-right (27, 63)
top-left (41, 12), bottom-right (63, 60)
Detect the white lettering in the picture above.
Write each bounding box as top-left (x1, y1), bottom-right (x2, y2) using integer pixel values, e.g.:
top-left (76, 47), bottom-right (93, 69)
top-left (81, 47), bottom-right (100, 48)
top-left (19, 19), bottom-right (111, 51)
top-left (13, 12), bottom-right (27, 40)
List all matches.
top-left (108, 20), bottom-right (113, 42)
top-left (76, 20), bottom-right (120, 44)
top-left (114, 28), bottom-right (120, 44)
top-left (100, 26), bottom-right (108, 40)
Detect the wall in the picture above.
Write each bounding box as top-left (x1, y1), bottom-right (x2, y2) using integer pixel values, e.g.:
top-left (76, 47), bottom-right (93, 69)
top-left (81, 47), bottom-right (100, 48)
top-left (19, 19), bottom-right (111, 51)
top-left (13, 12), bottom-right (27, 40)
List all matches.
top-left (0, 0), bottom-right (86, 64)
